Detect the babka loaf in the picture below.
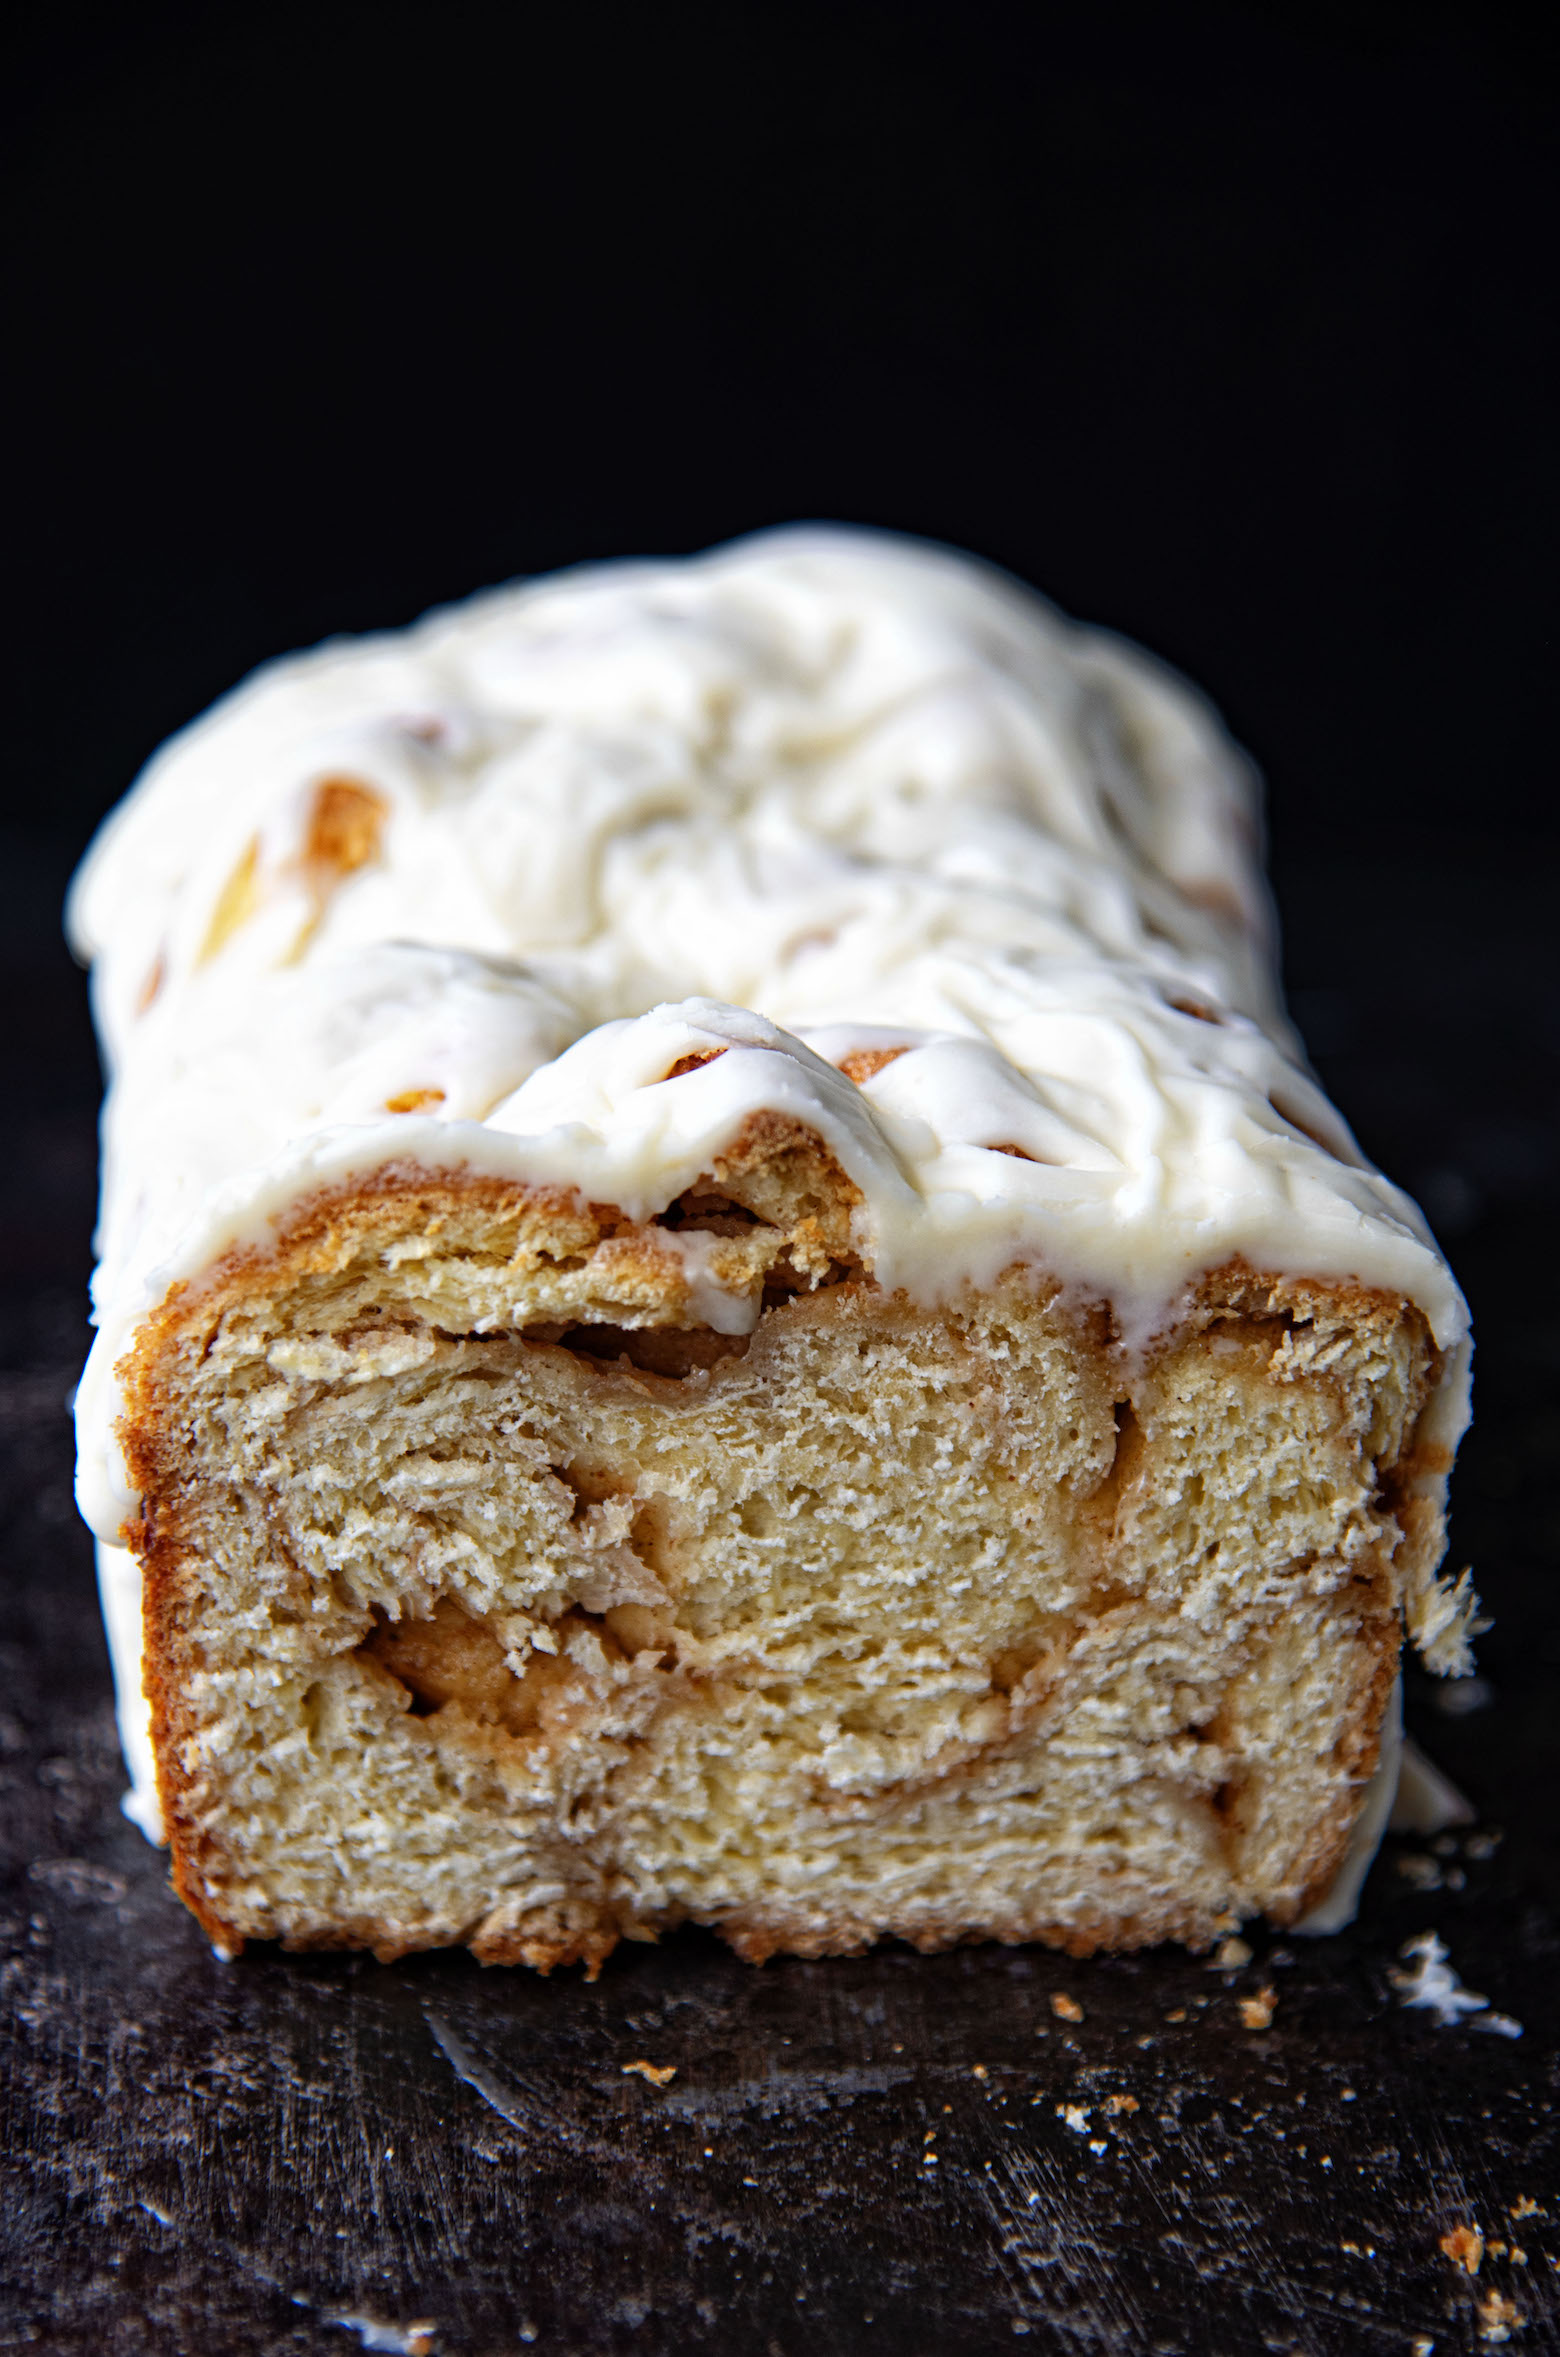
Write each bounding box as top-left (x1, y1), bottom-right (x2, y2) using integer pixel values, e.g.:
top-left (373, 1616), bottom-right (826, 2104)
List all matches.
top-left (70, 530), bottom-right (1476, 1969)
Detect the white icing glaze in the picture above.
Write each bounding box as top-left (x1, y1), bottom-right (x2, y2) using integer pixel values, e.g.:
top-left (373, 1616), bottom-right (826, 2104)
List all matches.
top-left (70, 527), bottom-right (1469, 1533)
top-left (1389, 1735), bottom-right (1477, 1837)
top-left (95, 1539), bottom-right (164, 1842)
top-left (68, 530), bottom-right (1472, 1882)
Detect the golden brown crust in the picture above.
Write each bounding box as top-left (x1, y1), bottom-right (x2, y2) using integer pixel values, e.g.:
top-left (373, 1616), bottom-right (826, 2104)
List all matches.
top-left (835, 1045), bottom-right (910, 1084)
top-left (715, 1900), bottom-right (1242, 1967)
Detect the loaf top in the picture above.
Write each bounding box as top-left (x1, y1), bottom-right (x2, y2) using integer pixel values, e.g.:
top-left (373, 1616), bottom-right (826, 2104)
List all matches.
top-left (69, 529), bottom-right (1468, 1534)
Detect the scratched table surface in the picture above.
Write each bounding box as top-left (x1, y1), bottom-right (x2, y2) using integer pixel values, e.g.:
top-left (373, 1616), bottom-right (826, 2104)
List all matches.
top-left (3, 835), bottom-right (1559, 2356)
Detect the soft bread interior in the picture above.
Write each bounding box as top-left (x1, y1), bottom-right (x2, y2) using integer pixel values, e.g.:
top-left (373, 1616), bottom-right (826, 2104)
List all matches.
top-left (119, 1150), bottom-right (1441, 1970)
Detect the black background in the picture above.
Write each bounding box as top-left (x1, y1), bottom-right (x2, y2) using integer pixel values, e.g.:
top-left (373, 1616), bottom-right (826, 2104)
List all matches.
top-left (5, 7), bottom-right (1560, 2351)
top-left (5, 0), bottom-right (1556, 864)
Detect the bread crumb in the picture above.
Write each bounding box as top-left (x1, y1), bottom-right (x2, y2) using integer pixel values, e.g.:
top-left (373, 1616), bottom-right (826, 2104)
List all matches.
top-left (1238, 1986), bottom-right (1277, 2030)
top-left (1213, 1937), bottom-right (1253, 1969)
top-left (1512, 2249), bottom-right (1528, 2266)
top-left (1440, 2224), bottom-right (1484, 2274)
top-left (1475, 2289), bottom-right (1523, 2343)
top-left (1103, 2093), bottom-right (1138, 2115)
top-left (622, 2060), bottom-right (677, 2087)
top-left (1051, 1993), bottom-right (1084, 2022)
top-left (1398, 1852), bottom-right (1446, 1890)
top-left (972, 2064), bottom-right (989, 2080)
top-left (1510, 2199), bottom-right (1542, 2220)
top-left (1391, 1932), bottom-right (1520, 2035)
top-left (1057, 2104), bottom-right (1090, 2133)
top-left (1164, 2007), bottom-right (1188, 2023)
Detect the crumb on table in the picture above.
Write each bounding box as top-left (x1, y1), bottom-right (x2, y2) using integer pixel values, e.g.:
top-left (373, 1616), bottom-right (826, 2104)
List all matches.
top-left (622, 2060), bottom-right (677, 2088)
top-left (1440, 2223), bottom-right (1484, 2274)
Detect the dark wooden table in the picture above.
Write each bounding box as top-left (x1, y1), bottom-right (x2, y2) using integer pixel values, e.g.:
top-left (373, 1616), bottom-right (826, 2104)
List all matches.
top-left (4, 837), bottom-right (1558, 2355)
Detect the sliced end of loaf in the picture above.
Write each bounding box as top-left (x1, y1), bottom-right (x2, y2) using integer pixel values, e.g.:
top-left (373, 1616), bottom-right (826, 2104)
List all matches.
top-left (115, 1127), bottom-right (1448, 1971)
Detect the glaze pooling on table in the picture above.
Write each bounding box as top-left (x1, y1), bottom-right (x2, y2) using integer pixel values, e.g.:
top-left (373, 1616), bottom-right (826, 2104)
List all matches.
top-left (68, 528), bottom-right (1469, 1549)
